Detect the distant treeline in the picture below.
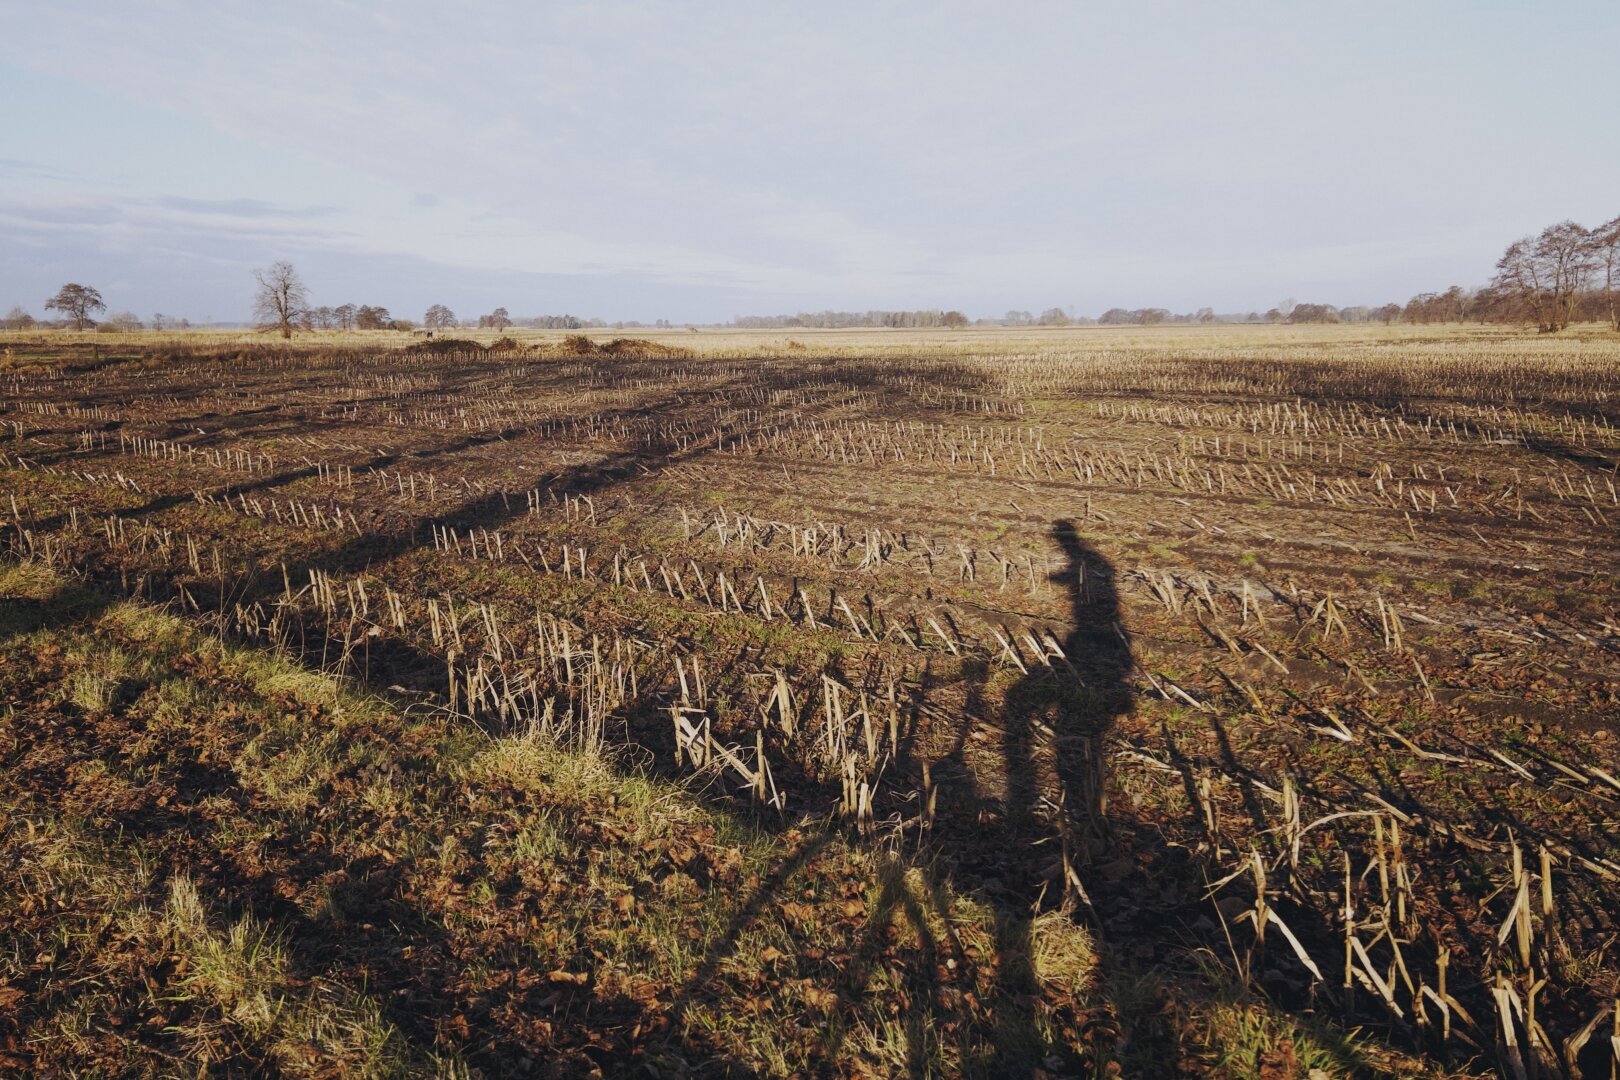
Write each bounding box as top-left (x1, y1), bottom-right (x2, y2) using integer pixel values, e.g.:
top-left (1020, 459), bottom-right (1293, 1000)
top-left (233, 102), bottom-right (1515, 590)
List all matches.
top-left (726, 305), bottom-right (1392, 329)
top-left (7, 215), bottom-right (1614, 335)
top-left (2, 302), bottom-right (193, 333)
top-left (734, 310), bottom-right (971, 330)
top-left (728, 214), bottom-right (1618, 333)
top-left (1271, 214), bottom-right (1617, 332)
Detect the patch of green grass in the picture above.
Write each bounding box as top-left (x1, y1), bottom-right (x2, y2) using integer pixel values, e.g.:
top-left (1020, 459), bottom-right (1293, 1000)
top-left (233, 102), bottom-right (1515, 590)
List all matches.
top-left (164, 874), bottom-right (443, 1075)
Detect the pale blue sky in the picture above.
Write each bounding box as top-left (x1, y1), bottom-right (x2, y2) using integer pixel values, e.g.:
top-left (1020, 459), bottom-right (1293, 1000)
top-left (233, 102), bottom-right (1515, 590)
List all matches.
top-left (3, 1), bottom-right (1615, 323)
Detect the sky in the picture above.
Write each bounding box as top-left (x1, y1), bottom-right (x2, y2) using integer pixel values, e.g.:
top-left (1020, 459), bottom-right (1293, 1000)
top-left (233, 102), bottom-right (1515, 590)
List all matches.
top-left (2, 1), bottom-right (1616, 325)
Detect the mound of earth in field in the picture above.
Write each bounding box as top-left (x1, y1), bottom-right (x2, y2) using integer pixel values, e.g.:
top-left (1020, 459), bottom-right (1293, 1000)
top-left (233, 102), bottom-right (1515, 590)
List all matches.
top-left (602, 337), bottom-right (690, 357)
top-left (401, 337), bottom-right (487, 354)
top-left (554, 334), bottom-right (691, 358)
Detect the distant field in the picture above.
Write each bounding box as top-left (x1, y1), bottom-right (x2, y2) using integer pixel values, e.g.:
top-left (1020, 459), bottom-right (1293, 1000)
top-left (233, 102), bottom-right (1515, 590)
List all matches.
top-left (9, 318), bottom-right (1620, 358)
top-left (2, 326), bottom-right (1617, 1076)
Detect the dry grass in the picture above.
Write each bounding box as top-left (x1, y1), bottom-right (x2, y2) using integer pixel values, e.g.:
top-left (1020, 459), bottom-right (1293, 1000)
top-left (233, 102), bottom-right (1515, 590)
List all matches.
top-left (6, 317), bottom-right (1617, 360)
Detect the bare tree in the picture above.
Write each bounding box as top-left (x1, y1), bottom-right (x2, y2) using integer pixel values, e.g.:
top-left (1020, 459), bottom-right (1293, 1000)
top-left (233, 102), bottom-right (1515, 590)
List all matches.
top-left (333, 304), bottom-right (357, 331)
top-left (1286, 303), bottom-right (1340, 324)
top-left (355, 305), bottom-right (391, 330)
top-left (1590, 215), bottom-right (1620, 332)
top-left (45, 283), bottom-right (106, 330)
top-left (2, 306), bottom-right (35, 330)
top-left (252, 261), bottom-right (309, 340)
top-left (1493, 222), bottom-right (1596, 333)
top-left (478, 306), bottom-right (512, 329)
top-left (98, 311), bottom-right (144, 332)
top-left (941, 310), bottom-right (969, 329)
top-left (423, 303), bottom-right (456, 329)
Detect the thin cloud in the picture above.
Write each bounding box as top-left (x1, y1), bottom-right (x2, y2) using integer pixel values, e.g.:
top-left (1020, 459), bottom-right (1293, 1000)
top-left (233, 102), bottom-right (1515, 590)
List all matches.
top-left (0, 157), bottom-right (88, 184)
top-left (151, 196), bottom-right (341, 220)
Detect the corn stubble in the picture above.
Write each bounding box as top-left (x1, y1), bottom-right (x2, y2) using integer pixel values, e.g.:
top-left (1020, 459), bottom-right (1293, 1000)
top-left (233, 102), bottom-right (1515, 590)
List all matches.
top-left (2, 324), bottom-right (1617, 1076)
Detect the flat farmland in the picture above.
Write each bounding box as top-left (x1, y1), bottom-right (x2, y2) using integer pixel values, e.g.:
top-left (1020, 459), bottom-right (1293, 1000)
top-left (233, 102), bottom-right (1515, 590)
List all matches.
top-left (2, 325), bottom-right (1618, 1077)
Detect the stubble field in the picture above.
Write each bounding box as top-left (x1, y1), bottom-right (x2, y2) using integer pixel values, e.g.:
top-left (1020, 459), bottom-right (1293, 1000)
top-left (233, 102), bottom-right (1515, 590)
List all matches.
top-left (1, 324), bottom-right (1617, 1077)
